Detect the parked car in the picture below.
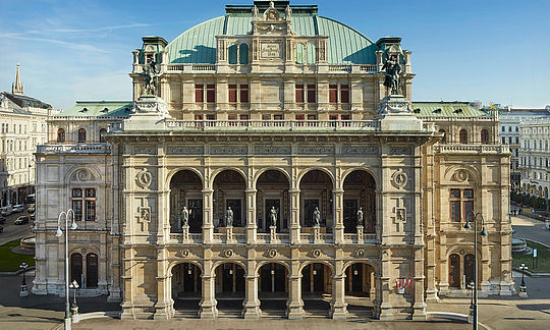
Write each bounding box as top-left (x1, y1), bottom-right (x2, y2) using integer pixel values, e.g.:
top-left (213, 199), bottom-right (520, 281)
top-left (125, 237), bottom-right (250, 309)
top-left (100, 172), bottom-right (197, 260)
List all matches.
top-left (13, 204), bottom-right (25, 213)
top-left (14, 215), bottom-right (29, 225)
top-left (0, 206), bottom-right (12, 216)
top-left (29, 213), bottom-right (35, 221)
top-left (27, 204), bottom-right (35, 213)
top-left (0, 216), bottom-right (6, 224)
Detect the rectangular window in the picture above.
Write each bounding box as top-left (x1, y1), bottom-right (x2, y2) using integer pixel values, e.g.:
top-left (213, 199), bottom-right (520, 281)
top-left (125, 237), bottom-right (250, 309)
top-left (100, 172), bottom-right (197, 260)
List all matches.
top-left (450, 189), bottom-right (474, 222)
top-left (329, 84), bottom-right (338, 103)
top-left (228, 114), bottom-right (237, 126)
top-left (195, 84), bottom-right (204, 103)
top-left (295, 84), bottom-right (304, 103)
top-left (72, 200), bottom-right (83, 221)
top-left (451, 201), bottom-right (461, 222)
top-left (85, 201), bottom-right (96, 221)
top-left (240, 84), bottom-right (249, 103)
top-left (262, 114), bottom-right (271, 120)
top-left (228, 84), bottom-right (237, 103)
top-left (206, 84), bottom-right (216, 103)
top-left (340, 84), bottom-right (349, 103)
top-left (307, 84), bottom-right (316, 103)
top-left (273, 114), bottom-right (283, 120)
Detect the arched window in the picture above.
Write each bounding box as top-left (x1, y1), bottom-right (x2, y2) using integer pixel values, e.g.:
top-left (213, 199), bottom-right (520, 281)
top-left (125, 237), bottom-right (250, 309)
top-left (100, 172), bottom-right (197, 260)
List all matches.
top-left (481, 129), bottom-right (489, 144)
top-left (239, 44), bottom-right (249, 64)
top-left (57, 128), bottom-right (65, 143)
top-left (86, 253), bottom-right (98, 288)
top-left (449, 254), bottom-right (460, 288)
top-left (459, 129), bottom-right (468, 144)
top-left (295, 44), bottom-right (304, 64)
top-left (306, 44), bottom-right (316, 64)
top-left (99, 128), bottom-right (107, 143)
top-left (70, 253), bottom-right (83, 286)
top-left (438, 129), bottom-right (446, 144)
top-left (78, 128), bottom-right (86, 143)
top-left (228, 44), bottom-right (238, 64)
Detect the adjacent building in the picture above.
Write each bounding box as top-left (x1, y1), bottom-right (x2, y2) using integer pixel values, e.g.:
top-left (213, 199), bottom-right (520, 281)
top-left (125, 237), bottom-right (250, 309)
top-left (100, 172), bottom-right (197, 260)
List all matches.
top-left (519, 116), bottom-right (550, 200)
top-left (0, 64), bottom-right (56, 207)
top-left (33, 0), bottom-right (513, 321)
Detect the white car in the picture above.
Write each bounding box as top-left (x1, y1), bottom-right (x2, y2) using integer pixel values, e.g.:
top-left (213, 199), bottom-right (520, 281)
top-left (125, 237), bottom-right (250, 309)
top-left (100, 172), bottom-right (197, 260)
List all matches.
top-left (13, 204), bottom-right (25, 213)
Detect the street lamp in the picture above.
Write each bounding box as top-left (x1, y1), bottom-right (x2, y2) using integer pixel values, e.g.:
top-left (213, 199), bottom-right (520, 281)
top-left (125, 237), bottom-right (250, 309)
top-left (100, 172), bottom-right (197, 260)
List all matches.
top-left (69, 280), bottom-right (79, 317)
top-left (19, 262), bottom-right (29, 297)
top-left (464, 211), bottom-right (488, 330)
top-left (518, 263), bottom-right (528, 298)
top-left (56, 209), bottom-right (77, 330)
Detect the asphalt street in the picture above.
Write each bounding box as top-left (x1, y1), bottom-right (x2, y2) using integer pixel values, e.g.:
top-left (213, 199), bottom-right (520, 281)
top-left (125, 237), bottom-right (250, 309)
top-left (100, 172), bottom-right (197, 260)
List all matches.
top-left (0, 209), bottom-right (34, 246)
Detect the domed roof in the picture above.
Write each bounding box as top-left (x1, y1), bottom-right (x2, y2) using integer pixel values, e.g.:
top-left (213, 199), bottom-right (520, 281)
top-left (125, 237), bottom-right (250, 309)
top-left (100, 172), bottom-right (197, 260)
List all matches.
top-left (166, 10), bottom-right (376, 65)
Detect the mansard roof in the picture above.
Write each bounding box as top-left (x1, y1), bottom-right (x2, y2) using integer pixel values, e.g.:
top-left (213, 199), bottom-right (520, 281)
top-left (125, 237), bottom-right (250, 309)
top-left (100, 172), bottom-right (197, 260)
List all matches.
top-left (56, 101), bottom-right (132, 118)
top-left (411, 102), bottom-right (490, 118)
top-left (165, 2), bottom-right (376, 65)
top-left (2, 92), bottom-right (52, 109)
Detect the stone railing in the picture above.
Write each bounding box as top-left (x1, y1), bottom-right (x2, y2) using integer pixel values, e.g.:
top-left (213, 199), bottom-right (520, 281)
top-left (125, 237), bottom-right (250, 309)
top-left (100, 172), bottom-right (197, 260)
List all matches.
top-left (169, 233), bottom-right (203, 244)
top-left (329, 64), bottom-right (351, 72)
top-left (36, 144), bottom-right (111, 154)
top-left (359, 65), bottom-right (377, 72)
top-left (434, 144), bottom-right (510, 154)
top-left (164, 63), bottom-right (378, 74)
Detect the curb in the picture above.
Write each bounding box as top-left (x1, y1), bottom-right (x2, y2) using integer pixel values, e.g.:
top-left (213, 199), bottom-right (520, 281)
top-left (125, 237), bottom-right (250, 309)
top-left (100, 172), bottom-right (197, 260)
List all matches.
top-left (426, 312), bottom-right (492, 330)
top-left (0, 266), bottom-right (36, 276)
top-left (52, 311), bottom-right (121, 330)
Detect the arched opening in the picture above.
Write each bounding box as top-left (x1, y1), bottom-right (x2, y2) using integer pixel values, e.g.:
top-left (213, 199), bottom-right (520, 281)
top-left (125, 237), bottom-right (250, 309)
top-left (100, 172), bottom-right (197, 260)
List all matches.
top-left (464, 254), bottom-right (475, 288)
top-left (171, 263), bottom-right (202, 315)
top-left (239, 44), bottom-right (249, 64)
top-left (99, 128), bottom-right (107, 143)
top-left (480, 129), bottom-right (489, 144)
top-left (258, 263), bottom-right (288, 314)
top-left (459, 129), bottom-right (468, 144)
top-left (448, 254), bottom-right (460, 288)
top-left (57, 128), bottom-right (65, 143)
top-left (438, 129), bottom-right (446, 144)
top-left (301, 263), bottom-right (332, 315)
top-left (170, 170), bottom-right (203, 233)
top-left (342, 170), bottom-right (376, 233)
top-left (256, 170), bottom-right (290, 233)
top-left (344, 263), bottom-right (376, 316)
top-left (228, 44), bottom-right (238, 64)
top-left (299, 170), bottom-right (333, 231)
top-left (70, 253), bottom-right (83, 286)
top-left (295, 44), bottom-right (305, 64)
top-left (306, 44), bottom-right (316, 64)
top-left (86, 253), bottom-right (98, 288)
top-left (213, 170), bottom-right (246, 229)
top-left (78, 128), bottom-right (86, 143)
top-left (214, 263), bottom-right (245, 314)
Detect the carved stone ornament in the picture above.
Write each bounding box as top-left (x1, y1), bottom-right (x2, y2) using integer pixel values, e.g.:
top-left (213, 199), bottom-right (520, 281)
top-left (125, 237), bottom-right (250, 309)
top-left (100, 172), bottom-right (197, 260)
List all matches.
top-left (135, 169), bottom-right (153, 188)
top-left (76, 169), bottom-right (92, 182)
top-left (179, 249), bottom-right (190, 258)
top-left (391, 169), bottom-right (408, 189)
top-left (138, 207), bottom-right (151, 222)
top-left (311, 249), bottom-right (322, 258)
top-left (267, 248), bottom-right (278, 258)
top-left (355, 249), bottom-right (366, 258)
top-left (453, 169), bottom-right (469, 182)
top-left (222, 249), bottom-right (234, 258)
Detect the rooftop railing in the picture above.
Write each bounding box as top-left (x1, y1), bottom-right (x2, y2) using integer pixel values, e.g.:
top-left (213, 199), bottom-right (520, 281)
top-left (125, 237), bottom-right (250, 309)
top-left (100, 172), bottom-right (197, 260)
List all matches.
top-left (164, 63), bottom-right (378, 74)
top-left (434, 144), bottom-right (510, 154)
top-left (36, 143), bottom-right (111, 154)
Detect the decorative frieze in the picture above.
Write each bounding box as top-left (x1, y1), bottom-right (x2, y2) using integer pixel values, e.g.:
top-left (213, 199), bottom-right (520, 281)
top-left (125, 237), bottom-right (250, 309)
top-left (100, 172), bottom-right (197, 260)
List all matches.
top-left (134, 146), bottom-right (157, 155)
top-left (299, 145), bottom-right (335, 155)
top-left (389, 146), bottom-right (412, 155)
top-left (167, 145), bottom-right (204, 155)
top-left (254, 145), bottom-right (291, 155)
top-left (342, 145), bottom-right (379, 156)
top-left (211, 145), bottom-right (247, 155)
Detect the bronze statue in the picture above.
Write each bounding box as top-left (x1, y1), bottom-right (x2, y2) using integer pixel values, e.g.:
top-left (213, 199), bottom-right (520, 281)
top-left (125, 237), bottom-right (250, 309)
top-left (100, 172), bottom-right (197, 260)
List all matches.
top-left (142, 59), bottom-right (160, 96)
top-left (382, 53), bottom-right (401, 96)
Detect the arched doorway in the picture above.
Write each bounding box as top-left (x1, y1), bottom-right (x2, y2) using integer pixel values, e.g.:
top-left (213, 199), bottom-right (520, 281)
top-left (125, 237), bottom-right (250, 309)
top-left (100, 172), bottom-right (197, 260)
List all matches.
top-left (86, 253), bottom-right (98, 288)
top-left (213, 170), bottom-right (246, 229)
top-left (214, 263), bottom-right (245, 315)
top-left (256, 170), bottom-right (290, 233)
top-left (301, 263), bottom-right (332, 316)
top-left (172, 263), bottom-right (202, 316)
top-left (449, 254), bottom-right (460, 288)
top-left (342, 170), bottom-right (376, 233)
top-left (258, 263), bottom-right (288, 316)
top-left (170, 170), bottom-right (203, 233)
top-left (344, 263), bottom-right (375, 317)
top-left (299, 170), bottom-right (333, 231)
top-left (70, 253), bottom-right (83, 286)
top-left (464, 254), bottom-right (475, 288)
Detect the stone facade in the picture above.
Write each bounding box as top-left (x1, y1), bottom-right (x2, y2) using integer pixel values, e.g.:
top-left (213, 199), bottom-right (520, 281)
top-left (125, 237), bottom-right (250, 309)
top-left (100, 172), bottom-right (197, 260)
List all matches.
top-left (33, 0), bottom-right (513, 321)
top-left (519, 117), bottom-right (550, 200)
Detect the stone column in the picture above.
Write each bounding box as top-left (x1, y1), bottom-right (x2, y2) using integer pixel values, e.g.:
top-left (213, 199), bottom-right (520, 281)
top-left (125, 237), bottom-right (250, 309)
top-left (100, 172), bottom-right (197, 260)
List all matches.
top-left (286, 260), bottom-right (304, 319)
top-left (202, 189), bottom-right (214, 244)
top-left (378, 248), bottom-right (393, 320)
top-left (330, 262), bottom-right (347, 319)
top-left (199, 263), bottom-right (217, 318)
top-left (412, 247), bottom-right (426, 320)
top-left (242, 274), bottom-right (261, 319)
top-left (289, 189), bottom-right (301, 244)
top-left (245, 189), bottom-right (257, 244)
top-left (333, 190), bottom-right (344, 244)
top-left (153, 248), bottom-right (171, 320)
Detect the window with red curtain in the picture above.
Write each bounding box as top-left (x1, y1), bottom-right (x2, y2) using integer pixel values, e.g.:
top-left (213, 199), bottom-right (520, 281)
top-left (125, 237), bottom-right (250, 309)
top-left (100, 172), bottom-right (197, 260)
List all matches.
top-left (307, 84), bottom-right (316, 103)
top-left (329, 84), bottom-right (338, 103)
top-left (340, 84), bottom-right (349, 103)
top-left (206, 84), bottom-right (215, 103)
top-left (195, 84), bottom-right (204, 103)
top-left (295, 84), bottom-right (304, 103)
top-left (228, 84), bottom-right (237, 103)
top-left (240, 84), bottom-right (249, 103)
top-left (481, 129), bottom-right (489, 144)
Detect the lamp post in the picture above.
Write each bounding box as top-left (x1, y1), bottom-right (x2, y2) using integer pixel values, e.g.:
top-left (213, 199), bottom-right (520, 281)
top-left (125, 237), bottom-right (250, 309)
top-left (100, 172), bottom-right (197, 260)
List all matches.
top-left (465, 211), bottom-right (488, 330)
top-left (518, 263), bottom-right (528, 298)
top-left (19, 262), bottom-right (29, 297)
top-left (69, 279), bottom-right (79, 318)
top-left (56, 209), bottom-right (77, 330)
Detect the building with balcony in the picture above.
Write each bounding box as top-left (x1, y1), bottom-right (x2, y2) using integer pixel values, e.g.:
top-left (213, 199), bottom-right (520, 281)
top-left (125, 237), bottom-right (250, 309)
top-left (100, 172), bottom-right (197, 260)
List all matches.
top-left (33, 0), bottom-right (513, 321)
top-left (519, 117), bottom-right (550, 201)
top-left (0, 64), bottom-right (56, 207)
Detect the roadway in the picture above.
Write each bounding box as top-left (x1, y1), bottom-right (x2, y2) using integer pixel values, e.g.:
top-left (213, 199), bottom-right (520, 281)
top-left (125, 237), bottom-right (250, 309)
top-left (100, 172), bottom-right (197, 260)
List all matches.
top-left (512, 214), bottom-right (550, 247)
top-left (0, 209), bottom-right (34, 246)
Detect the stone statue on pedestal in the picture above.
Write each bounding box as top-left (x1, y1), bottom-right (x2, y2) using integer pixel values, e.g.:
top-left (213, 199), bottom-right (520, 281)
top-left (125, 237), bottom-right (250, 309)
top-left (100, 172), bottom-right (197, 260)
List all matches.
top-left (226, 207), bottom-right (233, 227)
top-left (141, 59), bottom-right (160, 96)
top-left (357, 207), bottom-right (364, 227)
top-left (181, 206), bottom-right (189, 227)
top-left (382, 53), bottom-right (401, 96)
top-left (313, 207), bottom-right (321, 227)
top-left (270, 206), bottom-right (278, 227)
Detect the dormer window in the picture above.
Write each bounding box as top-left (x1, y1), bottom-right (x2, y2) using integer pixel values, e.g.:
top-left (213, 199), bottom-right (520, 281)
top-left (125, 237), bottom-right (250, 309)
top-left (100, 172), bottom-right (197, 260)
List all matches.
top-left (81, 107), bottom-right (88, 113)
top-left (413, 108), bottom-right (421, 113)
top-left (433, 108), bottom-right (442, 113)
top-left (101, 107), bottom-right (109, 113)
top-left (454, 108), bottom-right (463, 114)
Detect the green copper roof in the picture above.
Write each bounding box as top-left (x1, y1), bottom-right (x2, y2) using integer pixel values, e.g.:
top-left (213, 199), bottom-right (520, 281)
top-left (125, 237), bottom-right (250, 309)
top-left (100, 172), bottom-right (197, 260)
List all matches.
top-left (56, 101), bottom-right (132, 117)
top-left (411, 102), bottom-right (490, 117)
top-left (166, 12), bottom-right (376, 64)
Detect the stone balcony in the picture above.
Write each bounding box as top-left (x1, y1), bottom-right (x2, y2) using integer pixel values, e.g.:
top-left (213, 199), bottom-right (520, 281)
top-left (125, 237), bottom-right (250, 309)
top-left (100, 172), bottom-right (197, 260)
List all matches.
top-left (156, 63), bottom-right (378, 75)
top-left (168, 232), bottom-right (377, 245)
top-left (434, 144), bottom-right (510, 154)
top-left (36, 143), bottom-right (112, 154)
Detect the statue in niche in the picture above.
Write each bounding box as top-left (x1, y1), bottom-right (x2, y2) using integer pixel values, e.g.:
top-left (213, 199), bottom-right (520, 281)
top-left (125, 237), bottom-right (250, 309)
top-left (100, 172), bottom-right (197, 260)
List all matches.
top-left (270, 206), bottom-right (278, 227)
top-left (141, 58), bottom-right (160, 96)
top-left (285, 5), bottom-right (292, 19)
top-left (181, 206), bottom-right (189, 227)
top-left (313, 207), bottom-right (321, 227)
top-left (382, 53), bottom-right (401, 96)
top-left (357, 207), bottom-right (364, 227)
top-left (226, 207), bottom-right (233, 227)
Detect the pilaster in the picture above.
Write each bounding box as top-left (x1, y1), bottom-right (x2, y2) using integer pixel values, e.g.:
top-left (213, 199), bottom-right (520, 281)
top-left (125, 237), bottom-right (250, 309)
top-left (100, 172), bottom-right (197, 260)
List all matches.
top-left (245, 189), bottom-right (257, 244)
top-left (202, 189), bottom-right (214, 244)
top-left (286, 260), bottom-right (304, 319)
top-left (330, 261), bottom-right (347, 319)
top-left (199, 271), bottom-right (218, 318)
top-left (242, 274), bottom-right (262, 319)
top-left (333, 189), bottom-right (344, 244)
top-left (289, 189), bottom-right (301, 244)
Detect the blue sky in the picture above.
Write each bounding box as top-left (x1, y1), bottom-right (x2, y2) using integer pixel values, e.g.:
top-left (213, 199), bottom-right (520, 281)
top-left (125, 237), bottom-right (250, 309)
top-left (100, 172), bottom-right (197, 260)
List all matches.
top-left (0, 0), bottom-right (548, 109)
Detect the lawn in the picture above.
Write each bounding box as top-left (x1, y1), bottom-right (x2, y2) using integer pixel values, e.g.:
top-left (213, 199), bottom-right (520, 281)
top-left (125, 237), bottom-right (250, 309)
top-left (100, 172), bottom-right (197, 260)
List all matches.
top-left (0, 239), bottom-right (35, 272)
top-left (512, 240), bottom-right (550, 273)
